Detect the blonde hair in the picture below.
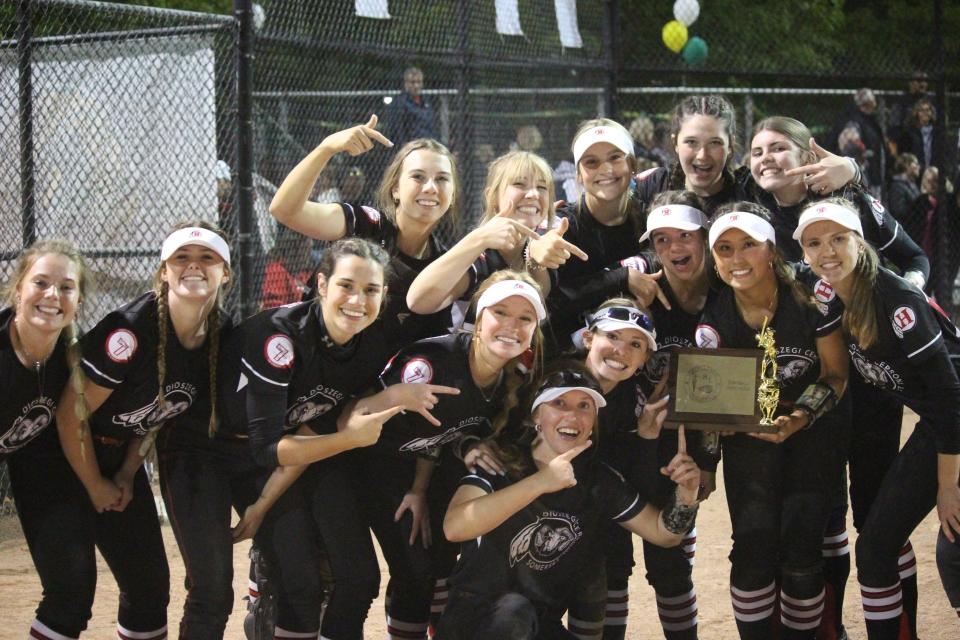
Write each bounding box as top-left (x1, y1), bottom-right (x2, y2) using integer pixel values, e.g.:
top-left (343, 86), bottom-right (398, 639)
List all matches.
top-left (152, 220), bottom-right (230, 437)
top-left (481, 151), bottom-right (556, 228)
top-left (469, 269), bottom-right (545, 437)
top-left (376, 138), bottom-right (459, 228)
top-left (5, 240), bottom-right (93, 458)
top-left (572, 118), bottom-right (642, 234)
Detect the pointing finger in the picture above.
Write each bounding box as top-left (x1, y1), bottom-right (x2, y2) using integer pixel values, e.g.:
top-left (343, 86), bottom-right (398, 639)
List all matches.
top-left (418, 407), bottom-right (441, 427)
top-left (559, 439), bottom-right (592, 461)
top-left (366, 128), bottom-right (394, 148)
top-left (513, 221), bottom-right (541, 240)
top-left (428, 385), bottom-right (461, 396)
top-left (560, 238), bottom-right (589, 260)
top-left (677, 424), bottom-right (687, 455)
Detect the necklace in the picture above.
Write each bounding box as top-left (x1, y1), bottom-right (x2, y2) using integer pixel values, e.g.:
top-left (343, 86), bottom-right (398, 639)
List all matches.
top-left (734, 284), bottom-right (779, 329)
top-left (11, 318), bottom-right (54, 396)
top-left (478, 369), bottom-right (505, 403)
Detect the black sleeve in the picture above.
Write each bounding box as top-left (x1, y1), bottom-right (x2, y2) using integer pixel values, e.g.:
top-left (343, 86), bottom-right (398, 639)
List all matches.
top-left (552, 267), bottom-right (630, 321)
top-left (247, 384), bottom-right (287, 467)
top-left (856, 190), bottom-right (930, 280)
top-left (914, 347), bottom-right (960, 454)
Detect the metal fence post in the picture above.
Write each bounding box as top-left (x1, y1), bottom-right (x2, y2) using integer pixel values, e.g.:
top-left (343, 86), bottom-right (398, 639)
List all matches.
top-left (932, 0), bottom-right (951, 309)
top-left (455, 0), bottom-right (475, 221)
top-left (234, 0), bottom-right (255, 317)
top-left (17, 0), bottom-right (36, 248)
top-left (602, 0), bottom-right (619, 120)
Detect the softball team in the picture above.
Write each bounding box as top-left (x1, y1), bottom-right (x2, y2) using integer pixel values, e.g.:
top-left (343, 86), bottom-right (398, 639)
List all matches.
top-left (5, 102), bottom-right (958, 640)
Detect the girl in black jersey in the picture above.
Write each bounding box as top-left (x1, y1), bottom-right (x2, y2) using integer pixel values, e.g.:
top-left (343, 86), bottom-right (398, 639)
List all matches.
top-left (269, 115), bottom-right (459, 365)
top-left (1, 241), bottom-right (90, 640)
top-left (350, 271), bottom-right (547, 640)
top-left (748, 117), bottom-right (931, 640)
top-left (548, 119), bottom-right (667, 350)
top-left (435, 368), bottom-right (701, 640)
top-left (53, 223), bottom-right (233, 640)
top-left (407, 150), bottom-right (586, 322)
top-left (232, 237), bottom-right (442, 640)
top-left (696, 205), bottom-right (849, 640)
top-left (796, 201), bottom-right (960, 640)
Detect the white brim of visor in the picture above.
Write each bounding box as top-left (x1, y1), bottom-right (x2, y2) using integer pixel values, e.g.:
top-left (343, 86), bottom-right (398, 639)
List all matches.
top-left (639, 205), bottom-right (708, 243)
top-left (160, 227), bottom-right (231, 266)
top-left (476, 279), bottom-right (547, 323)
top-left (531, 386), bottom-right (607, 414)
top-left (573, 126), bottom-right (634, 165)
top-left (592, 318), bottom-right (658, 352)
top-left (708, 212), bottom-right (777, 249)
top-left (792, 203), bottom-right (864, 241)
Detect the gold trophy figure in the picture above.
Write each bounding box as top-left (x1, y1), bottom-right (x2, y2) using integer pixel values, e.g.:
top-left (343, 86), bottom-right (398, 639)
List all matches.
top-left (756, 316), bottom-right (780, 426)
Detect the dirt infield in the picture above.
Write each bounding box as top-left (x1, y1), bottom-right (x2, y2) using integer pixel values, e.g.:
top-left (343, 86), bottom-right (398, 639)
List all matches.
top-left (1, 415), bottom-right (957, 639)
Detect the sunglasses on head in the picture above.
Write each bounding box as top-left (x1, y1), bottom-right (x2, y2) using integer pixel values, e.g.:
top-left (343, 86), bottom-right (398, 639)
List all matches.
top-left (536, 370), bottom-right (602, 395)
top-left (588, 306), bottom-right (654, 332)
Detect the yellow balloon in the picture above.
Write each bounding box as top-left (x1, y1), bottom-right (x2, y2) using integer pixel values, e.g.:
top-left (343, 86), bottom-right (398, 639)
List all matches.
top-left (662, 20), bottom-right (689, 54)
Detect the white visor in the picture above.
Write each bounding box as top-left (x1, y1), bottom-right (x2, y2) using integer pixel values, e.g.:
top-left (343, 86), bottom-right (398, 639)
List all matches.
top-left (160, 227), bottom-right (231, 266)
top-left (708, 212), bottom-right (776, 249)
top-left (476, 279), bottom-right (547, 324)
top-left (639, 205), bottom-right (709, 243)
top-left (588, 306), bottom-right (658, 352)
top-left (573, 125), bottom-right (634, 166)
top-left (531, 386), bottom-right (607, 414)
top-left (793, 202), bottom-right (864, 241)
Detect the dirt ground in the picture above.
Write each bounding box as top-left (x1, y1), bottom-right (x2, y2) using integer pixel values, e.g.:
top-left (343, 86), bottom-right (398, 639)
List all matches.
top-left (1, 412), bottom-right (957, 639)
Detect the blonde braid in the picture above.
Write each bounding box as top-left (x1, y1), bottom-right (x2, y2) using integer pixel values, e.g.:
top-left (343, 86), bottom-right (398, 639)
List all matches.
top-left (64, 322), bottom-right (92, 461)
top-left (207, 304), bottom-right (221, 437)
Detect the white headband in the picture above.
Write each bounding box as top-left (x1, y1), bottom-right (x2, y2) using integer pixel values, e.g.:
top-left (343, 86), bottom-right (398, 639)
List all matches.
top-left (639, 204), bottom-right (709, 243)
top-left (531, 386), bottom-right (607, 414)
top-left (160, 227), bottom-right (231, 266)
top-left (476, 279), bottom-right (547, 324)
top-left (793, 202), bottom-right (864, 241)
top-left (573, 125), bottom-right (634, 165)
top-left (708, 212), bottom-right (777, 249)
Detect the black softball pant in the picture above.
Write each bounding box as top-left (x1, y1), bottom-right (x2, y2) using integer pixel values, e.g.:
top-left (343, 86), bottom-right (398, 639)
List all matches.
top-left (302, 450), bottom-right (435, 639)
top-left (157, 430), bottom-right (315, 639)
top-left (722, 420), bottom-right (841, 640)
top-left (11, 440), bottom-right (169, 639)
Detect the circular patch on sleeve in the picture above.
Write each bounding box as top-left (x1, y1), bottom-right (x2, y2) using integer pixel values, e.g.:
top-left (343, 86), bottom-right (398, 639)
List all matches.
top-left (106, 329), bottom-right (138, 363)
top-left (891, 306), bottom-right (916, 338)
top-left (361, 205), bottom-right (382, 224)
top-left (620, 256), bottom-right (647, 271)
top-left (264, 334), bottom-right (295, 369)
top-left (813, 279), bottom-right (836, 303)
top-left (401, 358), bottom-right (433, 384)
top-left (695, 324), bottom-right (721, 349)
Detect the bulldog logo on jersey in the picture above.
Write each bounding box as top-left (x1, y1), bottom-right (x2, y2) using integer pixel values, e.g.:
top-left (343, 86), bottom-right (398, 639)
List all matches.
top-left (361, 206), bottom-right (381, 224)
top-left (695, 324), bottom-right (721, 349)
top-left (113, 385), bottom-right (195, 435)
top-left (401, 358), bottom-right (433, 384)
top-left (814, 280), bottom-right (836, 303)
top-left (640, 351), bottom-right (669, 388)
top-left (891, 306), bottom-right (917, 338)
top-left (778, 357), bottom-right (813, 383)
top-left (509, 513), bottom-right (582, 571)
top-left (0, 400), bottom-right (53, 453)
top-left (106, 329), bottom-right (138, 363)
top-left (265, 334), bottom-right (294, 369)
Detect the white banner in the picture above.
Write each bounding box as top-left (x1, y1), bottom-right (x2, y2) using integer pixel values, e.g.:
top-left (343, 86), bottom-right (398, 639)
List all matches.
top-left (555, 0), bottom-right (582, 48)
top-left (355, 0), bottom-right (391, 19)
top-left (495, 0), bottom-right (524, 36)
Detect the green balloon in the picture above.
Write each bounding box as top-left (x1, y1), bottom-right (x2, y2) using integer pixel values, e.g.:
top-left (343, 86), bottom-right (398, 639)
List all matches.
top-left (682, 37), bottom-right (708, 66)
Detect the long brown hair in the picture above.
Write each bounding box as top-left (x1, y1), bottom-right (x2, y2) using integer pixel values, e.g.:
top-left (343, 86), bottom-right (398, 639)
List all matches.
top-left (470, 269), bottom-right (545, 438)
top-left (376, 138), bottom-right (459, 228)
top-left (711, 201), bottom-right (815, 308)
top-left (152, 220), bottom-right (231, 437)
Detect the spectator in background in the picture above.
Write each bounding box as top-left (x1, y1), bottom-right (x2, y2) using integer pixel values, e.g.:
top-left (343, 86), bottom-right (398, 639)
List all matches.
top-left (512, 125), bottom-right (544, 154)
top-left (831, 88), bottom-right (886, 197)
top-left (260, 226), bottom-right (313, 309)
top-left (889, 70), bottom-right (933, 144)
top-left (628, 115), bottom-right (670, 168)
top-left (311, 169), bottom-right (341, 204)
top-left (473, 143), bottom-right (497, 169)
top-left (339, 165), bottom-right (367, 203)
top-left (385, 66), bottom-right (438, 148)
top-left (898, 98), bottom-right (949, 185)
top-left (888, 153), bottom-right (927, 248)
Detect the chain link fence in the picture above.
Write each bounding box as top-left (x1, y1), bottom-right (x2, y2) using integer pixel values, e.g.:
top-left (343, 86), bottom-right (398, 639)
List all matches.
top-left (1, 0), bottom-right (959, 509)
